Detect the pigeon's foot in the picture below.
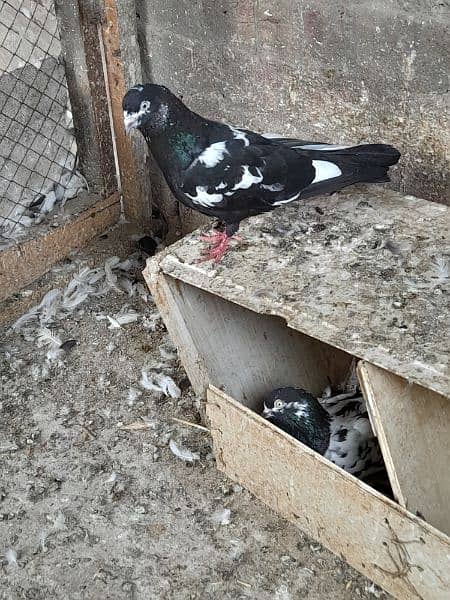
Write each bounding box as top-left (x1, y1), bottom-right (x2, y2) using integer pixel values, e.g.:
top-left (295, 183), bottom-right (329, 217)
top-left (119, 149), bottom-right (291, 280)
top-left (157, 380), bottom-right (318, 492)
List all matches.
top-left (198, 231), bottom-right (241, 263)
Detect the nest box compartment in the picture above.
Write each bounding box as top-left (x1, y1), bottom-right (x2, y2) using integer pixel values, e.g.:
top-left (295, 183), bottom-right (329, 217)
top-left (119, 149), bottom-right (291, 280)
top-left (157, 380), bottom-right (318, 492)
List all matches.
top-left (144, 189), bottom-right (450, 599)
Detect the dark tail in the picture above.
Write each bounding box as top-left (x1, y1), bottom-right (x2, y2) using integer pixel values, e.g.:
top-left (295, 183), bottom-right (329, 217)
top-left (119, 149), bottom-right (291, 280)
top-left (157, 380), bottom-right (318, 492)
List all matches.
top-left (293, 143), bottom-right (401, 199)
top-left (334, 143), bottom-right (401, 180)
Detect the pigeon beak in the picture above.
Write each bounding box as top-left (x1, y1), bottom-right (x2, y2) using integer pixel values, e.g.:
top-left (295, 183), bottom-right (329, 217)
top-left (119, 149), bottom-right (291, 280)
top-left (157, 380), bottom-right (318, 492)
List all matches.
top-left (123, 111), bottom-right (139, 135)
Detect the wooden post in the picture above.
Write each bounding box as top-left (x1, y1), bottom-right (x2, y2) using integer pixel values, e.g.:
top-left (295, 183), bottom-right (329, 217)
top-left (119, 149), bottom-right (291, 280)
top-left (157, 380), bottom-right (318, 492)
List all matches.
top-left (54, 0), bottom-right (117, 197)
top-left (101, 0), bottom-right (152, 226)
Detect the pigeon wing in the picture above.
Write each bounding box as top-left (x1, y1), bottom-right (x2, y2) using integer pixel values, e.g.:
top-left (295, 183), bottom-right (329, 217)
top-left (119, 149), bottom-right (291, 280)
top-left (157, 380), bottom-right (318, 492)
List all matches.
top-left (180, 140), bottom-right (316, 218)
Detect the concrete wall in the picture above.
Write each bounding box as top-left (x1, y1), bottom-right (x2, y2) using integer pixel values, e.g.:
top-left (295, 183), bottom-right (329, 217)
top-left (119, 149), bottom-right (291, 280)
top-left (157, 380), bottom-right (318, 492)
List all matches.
top-left (135, 0), bottom-right (449, 233)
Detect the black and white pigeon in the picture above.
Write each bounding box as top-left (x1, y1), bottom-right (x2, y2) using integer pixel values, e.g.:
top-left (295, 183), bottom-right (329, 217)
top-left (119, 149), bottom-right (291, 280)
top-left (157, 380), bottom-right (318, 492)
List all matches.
top-left (263, 386), bottom-right (387, 483)
top-left (123, 84), bottom-right (400, 262)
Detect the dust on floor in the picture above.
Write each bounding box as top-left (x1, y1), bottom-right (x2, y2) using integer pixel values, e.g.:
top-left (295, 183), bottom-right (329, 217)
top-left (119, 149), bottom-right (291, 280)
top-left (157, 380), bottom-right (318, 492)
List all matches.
top-left (0, 226), bottom-right (388, 600)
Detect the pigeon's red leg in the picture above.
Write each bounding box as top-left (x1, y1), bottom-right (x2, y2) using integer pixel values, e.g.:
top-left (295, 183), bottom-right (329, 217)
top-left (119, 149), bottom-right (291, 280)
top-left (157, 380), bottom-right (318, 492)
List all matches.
top-left (198, 231), bottom-right (230, 262)
top-left (197, 222), bottom-right (241, 263)
top-left (199, 232), bottom-right (226, 244)
top-left (198, 231), bottom-right (242, 263)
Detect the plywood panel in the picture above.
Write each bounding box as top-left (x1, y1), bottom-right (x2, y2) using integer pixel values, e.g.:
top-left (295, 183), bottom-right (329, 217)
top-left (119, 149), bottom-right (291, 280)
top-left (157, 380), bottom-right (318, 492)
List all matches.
top-left (358, 361), bottom-right (450, 536)
top-left (147, 189), bottom-right (450, 398)
top-left (207, 386), bottom-right (450, 600)
top-left (144, 269), bottom-right (352, 409)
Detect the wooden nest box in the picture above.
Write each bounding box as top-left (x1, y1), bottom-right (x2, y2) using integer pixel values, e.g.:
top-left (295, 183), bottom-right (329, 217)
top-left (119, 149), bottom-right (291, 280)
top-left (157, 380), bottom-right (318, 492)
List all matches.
top-left (144, 187), bottom-right (450, 599)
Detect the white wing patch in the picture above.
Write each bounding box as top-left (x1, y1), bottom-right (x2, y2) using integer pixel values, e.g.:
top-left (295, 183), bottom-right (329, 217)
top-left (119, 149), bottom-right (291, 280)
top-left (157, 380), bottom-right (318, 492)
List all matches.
top-left (185, 186), bottom-right (223, 208)
top-left (262, 132), bottom-right (284, 139)
top-left (261, 182), bottom-right (284, 192)
top-left (216, 181), bottom-right (227, 190)
top-left (196, 141), bottom-right (229, 168)
top-left (229, 125), bottom-right (250, 147)
top-left (225, 166), bottom-right (263, 195)
top-left (272, 192), bottom-right (301, 207)
top-left (296, 143), bottom-right (352, 151)
top-left (312, 160), bottom-right (342, 183)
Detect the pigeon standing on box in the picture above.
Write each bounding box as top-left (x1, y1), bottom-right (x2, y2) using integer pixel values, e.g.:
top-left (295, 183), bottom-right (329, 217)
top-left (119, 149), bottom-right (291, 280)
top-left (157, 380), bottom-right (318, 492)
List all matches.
top-left (123, 84), bottom-right (400, 262)
top-left (263, 386), bottom-right (387, 484)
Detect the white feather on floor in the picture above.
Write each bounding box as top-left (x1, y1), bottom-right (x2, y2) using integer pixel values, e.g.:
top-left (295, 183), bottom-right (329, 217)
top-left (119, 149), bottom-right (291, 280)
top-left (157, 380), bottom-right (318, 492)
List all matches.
top-left (168, 439), bottom-right (200, 463)
top-left (9, 253), bottom-right (161, 372)
top-left (140, 370), bottom-right (181, 398)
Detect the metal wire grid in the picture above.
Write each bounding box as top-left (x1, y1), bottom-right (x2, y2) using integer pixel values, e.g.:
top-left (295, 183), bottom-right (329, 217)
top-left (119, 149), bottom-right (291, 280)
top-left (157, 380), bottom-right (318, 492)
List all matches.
top-left (0, 0), bottom-right (80, 238)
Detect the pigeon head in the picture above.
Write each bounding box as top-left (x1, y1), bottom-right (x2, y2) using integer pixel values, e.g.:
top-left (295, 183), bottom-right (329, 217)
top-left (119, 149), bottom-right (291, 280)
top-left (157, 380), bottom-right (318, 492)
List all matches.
top-left (122, 84), bottom-right (175, 134)
top-left (263, 387), bottom-right (331, 455)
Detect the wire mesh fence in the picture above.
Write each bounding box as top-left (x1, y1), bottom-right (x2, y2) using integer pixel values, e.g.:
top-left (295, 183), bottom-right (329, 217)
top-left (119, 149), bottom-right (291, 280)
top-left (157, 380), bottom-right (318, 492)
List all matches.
top-left (0, 0), bottom-right (87, 248)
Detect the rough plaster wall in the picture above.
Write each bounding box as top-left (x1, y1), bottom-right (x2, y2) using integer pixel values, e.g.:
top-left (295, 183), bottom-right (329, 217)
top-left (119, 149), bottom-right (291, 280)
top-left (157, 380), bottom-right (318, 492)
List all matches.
top-left (136, 0), bottom-right (449, 234)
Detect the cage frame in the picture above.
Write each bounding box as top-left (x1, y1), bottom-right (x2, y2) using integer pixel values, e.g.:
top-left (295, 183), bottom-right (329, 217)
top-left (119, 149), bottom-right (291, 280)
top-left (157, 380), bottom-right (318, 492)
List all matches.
top-left (0, 0), bottom-right (151, 304)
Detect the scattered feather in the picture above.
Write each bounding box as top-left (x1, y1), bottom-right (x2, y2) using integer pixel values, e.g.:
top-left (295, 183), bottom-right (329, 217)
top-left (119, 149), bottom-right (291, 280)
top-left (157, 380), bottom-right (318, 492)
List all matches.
top-left (38, 289), bottom-right (62, 324)
top-left (107, 472), bottom-right (118, 484)
top-left (211, 507), bottom-right (231, 525)
top-left (104, 256), bottom-right (123, 292)
top-left (169, 439), bottom-right (200, 462)
top-left (171, 417), bottom-right (209, 432)
top-left (61, 289), bottom-right (90, 311)
top-left (140, 369), bottom-right (160, 392)
top-left (108, 309), bottom-right (140, 328)
top-left (142, 312), bottom-right (161, 331)
top-left (364, 582), bottom-right (383, 598)
top-left (5, 548), bottom-right (18, 568)
top-left (46, 346), bottom-right (64, 363)
top-left (12, 254), bottom-right (145, 336)
top-left (119, 419), bottom-right (153, 432)
top-left (274, 585), bottom-right (292, 600)
top-left (52, 511), bottom-right (66, 531)
top-left (431, 255), bottom-right (449, 282)
top-left (39, 530), bottom-right (48, 553)
top-left (106, 315), bottom-right (122, 329)
top-left (158, 375), bottom-right (181, 398)
top-left (127, 387), bottom-right (142, 406)
top-left (12, 308), bottom-right (39, 330)
top-left (36, 327), bottom-right (62, 348)
top-left (39, 190), bottom-right (57, 214)
top-left (139, 370), bottom-right (180, 398)
top-left (141, 416), bottom-right (157, 429)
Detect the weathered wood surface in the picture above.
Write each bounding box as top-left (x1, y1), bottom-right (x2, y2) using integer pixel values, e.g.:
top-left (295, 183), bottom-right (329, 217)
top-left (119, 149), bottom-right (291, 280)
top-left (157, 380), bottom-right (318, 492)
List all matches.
top-left (0, 193), bottom-right (120, 302)
top-left (101, 0), bottom-right (152, 225)
top-left (145, 271), bottom-right (352, 404)
top-left (145, 188), bottom-right (450, 398)
top-left (54, 0), bottom-right (117, 196)
top-left (358, 361), bottom-right (450, 537)
top-left (207, 386), bottom-right (450, 600)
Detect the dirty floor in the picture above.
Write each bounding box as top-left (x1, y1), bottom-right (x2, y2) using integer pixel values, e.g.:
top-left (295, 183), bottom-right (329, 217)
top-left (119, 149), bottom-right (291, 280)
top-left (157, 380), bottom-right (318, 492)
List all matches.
top-left (0, 226), bottom-right (387, 600)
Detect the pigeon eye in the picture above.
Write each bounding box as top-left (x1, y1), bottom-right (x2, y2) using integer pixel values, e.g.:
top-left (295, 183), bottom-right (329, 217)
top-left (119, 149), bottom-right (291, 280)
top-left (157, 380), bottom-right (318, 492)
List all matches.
top-left (141, 100), bottom-right (150, 111)
top-left (274, 399), bottom-right (284, 409)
